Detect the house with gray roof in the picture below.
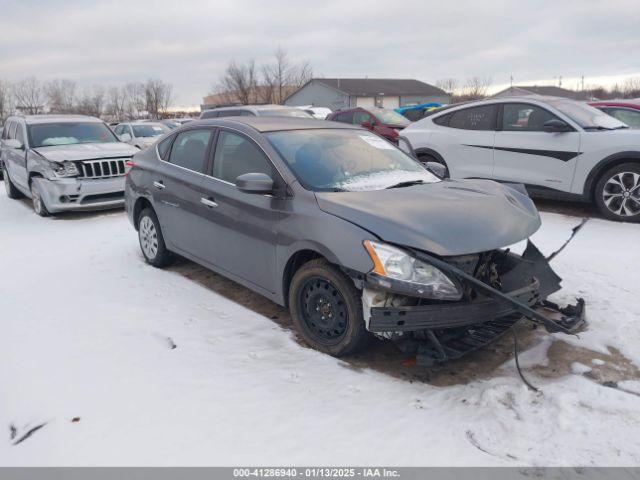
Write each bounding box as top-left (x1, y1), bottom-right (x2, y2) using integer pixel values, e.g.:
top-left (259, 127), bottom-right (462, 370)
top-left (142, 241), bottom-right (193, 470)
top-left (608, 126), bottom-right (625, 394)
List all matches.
top-left (283, 78), bottom-right (450, 111)
top-left (492, 85), bottom-right (588, 101)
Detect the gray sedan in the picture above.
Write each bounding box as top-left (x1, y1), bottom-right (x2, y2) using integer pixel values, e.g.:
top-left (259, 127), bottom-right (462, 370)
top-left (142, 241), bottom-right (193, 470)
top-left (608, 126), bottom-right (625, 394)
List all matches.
top-left (125, 117), bottom-right (584, 363)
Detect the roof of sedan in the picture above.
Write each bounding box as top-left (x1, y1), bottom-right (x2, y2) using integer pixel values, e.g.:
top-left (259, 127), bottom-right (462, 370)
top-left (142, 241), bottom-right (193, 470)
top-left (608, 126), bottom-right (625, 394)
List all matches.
top-left (193, 116), bottom-right (361, 133)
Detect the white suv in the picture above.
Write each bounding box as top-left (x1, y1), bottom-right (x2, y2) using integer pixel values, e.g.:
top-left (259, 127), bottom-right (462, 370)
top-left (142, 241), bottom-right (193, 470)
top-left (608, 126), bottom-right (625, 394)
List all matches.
top-left (399, 96), bottom-right (640, 222)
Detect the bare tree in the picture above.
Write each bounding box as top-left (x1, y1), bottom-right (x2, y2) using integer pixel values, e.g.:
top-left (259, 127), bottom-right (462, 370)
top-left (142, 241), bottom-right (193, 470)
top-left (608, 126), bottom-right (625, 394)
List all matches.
top-left (435, 78), bottom-right (458, 96)
top-left (218, 60), bottom-right (259, 105)
top-left (0, 79), bottom-right (12, 124)
top-left (623, 77), bottom-right (640, 99)
top-left (75, 85), bottom-right (106, 117)
top-left (124, 82), bottom-right (146, 119)
top-left (459, 77), bottom-right (492, 100)
top-left (45, 79), bottom-right (77, 113)
top-left (145, 79), bottom-right (174, 119)
top-left (106, 85), bottom-right (128, 121)
top-left (12, 77), bottom-right (46, 114)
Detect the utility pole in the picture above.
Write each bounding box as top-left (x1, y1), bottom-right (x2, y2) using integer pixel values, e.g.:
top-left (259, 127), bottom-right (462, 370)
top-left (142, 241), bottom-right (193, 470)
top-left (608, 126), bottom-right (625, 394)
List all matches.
top-left (581, 75), bottom-right (585, 91)
top-left (510, 75), bottom-right (513, 88)
top-left (558, 76), bottom-right (563, 87)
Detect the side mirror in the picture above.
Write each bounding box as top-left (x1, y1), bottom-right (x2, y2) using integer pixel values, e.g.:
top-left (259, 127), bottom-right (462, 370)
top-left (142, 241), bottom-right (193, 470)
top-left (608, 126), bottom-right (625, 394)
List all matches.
top-left (543, 119), bottom-right (571, 133)
top-left (119, 133), bottom-right (132, 142)
top-left (236, 172), bottom-right (274, 194)
top-left (424, 161), bottom-right (446, 178)
top-left (4, 139), bottom-right (23, 150)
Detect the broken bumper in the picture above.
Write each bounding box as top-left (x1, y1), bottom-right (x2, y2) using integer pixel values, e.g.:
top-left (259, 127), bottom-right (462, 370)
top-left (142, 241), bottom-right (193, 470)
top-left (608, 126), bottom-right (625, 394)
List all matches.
top-left (33, 176), bottom-right (125, 213)
top-left (368, 280), bottom-right (541, 332)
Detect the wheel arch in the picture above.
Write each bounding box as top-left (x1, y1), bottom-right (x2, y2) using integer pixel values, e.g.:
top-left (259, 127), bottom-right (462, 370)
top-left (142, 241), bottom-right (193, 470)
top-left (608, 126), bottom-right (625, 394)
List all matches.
top-left (584, 151), bottom-right (640, 200)
top-left (281, 249), bottom-right (327, 308)
top-left (133, 196), bottom-right (154, 230)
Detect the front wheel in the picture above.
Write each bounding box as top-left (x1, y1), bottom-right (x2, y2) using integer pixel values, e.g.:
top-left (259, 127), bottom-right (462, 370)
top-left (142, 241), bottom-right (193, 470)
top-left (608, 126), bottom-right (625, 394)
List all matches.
top-left (138, 207), bottom-right (173, 267)
top-left (594, 163), bottom-right (640, 222)
top-left (30, 181), bottom-right (50, 217)
top-left (289, 259), bottom-right (370, 357)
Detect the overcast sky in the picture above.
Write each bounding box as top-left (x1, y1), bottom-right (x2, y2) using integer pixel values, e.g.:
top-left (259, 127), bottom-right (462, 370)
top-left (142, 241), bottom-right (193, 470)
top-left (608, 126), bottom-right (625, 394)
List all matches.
top-left (1, 0), bottom-right (639, 106)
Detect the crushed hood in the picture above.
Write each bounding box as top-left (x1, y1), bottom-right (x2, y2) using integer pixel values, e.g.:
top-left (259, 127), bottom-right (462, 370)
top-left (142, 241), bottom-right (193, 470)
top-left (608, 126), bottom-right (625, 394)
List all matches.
top-left (315, 179), bottom-right (541, 256)
top-left (34, 143), bottom-right (139, 162)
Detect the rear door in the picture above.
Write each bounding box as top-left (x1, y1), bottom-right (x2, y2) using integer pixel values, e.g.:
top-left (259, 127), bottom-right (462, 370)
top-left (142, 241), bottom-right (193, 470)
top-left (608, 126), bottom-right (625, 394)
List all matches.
top-left (151, 127), bottom-right (214, 259)
top-left (493, 102), bottom-right (580, 191)
top-left (429, 104), bottom-right (497, 179)
top-left (198, 129), bottom-right (281, 293)
top-left (4, 121), bottom-right (29, 190)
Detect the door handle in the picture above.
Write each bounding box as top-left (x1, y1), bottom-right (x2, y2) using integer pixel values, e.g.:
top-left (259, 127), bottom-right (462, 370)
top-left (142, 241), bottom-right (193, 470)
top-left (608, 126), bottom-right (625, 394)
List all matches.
top-left (153, 181), bottom-right (165, 190)
top-left (200, 197), bottom-right (218, 208)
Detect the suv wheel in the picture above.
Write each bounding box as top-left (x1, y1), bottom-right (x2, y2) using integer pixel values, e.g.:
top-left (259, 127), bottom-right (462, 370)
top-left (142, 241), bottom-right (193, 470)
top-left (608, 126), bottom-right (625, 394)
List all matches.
top-left (289, 258), bottom-right (370, 357)
top-left (3, 167), bottom-right (23, 199)
top-left (595, 163), bottom-right (640, 222)
top-left (30, 181), bottom-right (50, 217)
top-left (138, 207), bottom-right (173, 267)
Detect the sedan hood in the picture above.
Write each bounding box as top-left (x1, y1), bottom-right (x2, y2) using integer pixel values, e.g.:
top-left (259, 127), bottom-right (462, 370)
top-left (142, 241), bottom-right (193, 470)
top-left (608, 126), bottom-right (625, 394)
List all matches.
top-left (315, 179), bottom-right (541, 256)
top-left (34, 142), bottom-right (139, 162)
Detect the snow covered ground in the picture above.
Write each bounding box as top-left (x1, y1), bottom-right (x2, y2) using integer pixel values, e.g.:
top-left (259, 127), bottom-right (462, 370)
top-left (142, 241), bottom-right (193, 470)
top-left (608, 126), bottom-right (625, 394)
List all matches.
top-left (1, 189), bottom-right (639, 467)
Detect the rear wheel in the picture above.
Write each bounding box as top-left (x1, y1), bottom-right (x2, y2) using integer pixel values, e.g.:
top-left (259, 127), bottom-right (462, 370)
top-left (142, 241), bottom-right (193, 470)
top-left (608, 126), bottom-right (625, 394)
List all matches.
top-left (594, 163), bottom-right (640, 222)
top-left (138, 207), bottom-right (173, 267)
top-left (30, 181), bottom-right (50, 217)
top-left (289, 259), bottom-right (370, 357)
top-left (3, 167), bottom-right (23, 199)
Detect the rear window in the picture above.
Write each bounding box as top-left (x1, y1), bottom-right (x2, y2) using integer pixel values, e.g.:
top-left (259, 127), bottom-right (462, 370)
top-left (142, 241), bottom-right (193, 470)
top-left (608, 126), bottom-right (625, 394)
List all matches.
top-left (200, 110), bottom-right (218, 119)
top-left (448, 105), bottom-right (497, 131)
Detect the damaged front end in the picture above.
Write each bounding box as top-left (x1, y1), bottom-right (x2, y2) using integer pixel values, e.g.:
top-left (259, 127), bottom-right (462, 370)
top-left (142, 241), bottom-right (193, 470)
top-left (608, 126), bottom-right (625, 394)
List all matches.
top-left (362, 239), bottom-right (585, 366)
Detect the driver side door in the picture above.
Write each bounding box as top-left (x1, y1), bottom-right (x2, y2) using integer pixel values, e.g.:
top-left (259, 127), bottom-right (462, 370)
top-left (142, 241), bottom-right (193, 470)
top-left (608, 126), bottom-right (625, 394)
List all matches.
top-left (493, 103), bottom-right (580, 191)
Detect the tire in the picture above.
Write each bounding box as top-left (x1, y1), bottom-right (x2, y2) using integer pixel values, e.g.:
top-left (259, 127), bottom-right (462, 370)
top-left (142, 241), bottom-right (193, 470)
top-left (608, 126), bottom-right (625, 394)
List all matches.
top-left (3, 166), bottom-right (23, 199)
top-left (418, 153), bottom-right (449, 178)
top-left (289, 258), bottom-right (370, 357)
top-left (30, 180), bottom-right (51, 217)
top-left (594, 162), bottom-right (640, 222)
top-left (138, 207), bottom-right (173, 267)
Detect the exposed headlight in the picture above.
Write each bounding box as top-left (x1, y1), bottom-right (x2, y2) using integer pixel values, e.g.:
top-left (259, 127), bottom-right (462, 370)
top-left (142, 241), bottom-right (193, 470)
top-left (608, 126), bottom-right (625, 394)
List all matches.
top-left (364, 240), bottom-right (462, 300)
top-left (51, 161), bottom-right (79, 178)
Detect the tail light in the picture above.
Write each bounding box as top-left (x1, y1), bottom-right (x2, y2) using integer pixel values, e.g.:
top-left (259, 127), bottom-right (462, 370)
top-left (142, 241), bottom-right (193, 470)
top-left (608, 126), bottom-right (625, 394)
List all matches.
top-left (124, 160), bottom-right (135, 177)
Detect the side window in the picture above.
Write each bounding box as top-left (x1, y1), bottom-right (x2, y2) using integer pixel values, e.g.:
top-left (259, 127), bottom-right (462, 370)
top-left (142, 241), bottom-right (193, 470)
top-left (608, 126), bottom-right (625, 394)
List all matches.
top-left (449, 105), bottom-right (497, 131)
top-left (2, 121), bottom-right (13, 139)
top-left (8, 121), bottom-right (17, 139)
top-left (603, 108), bottom-right (640, 128)
top-left (212, 131), bottom-right (273, 184)
top-left (114, 125), bottom-right (123, 135)
top-left (126, 125), bottom-right (133, 137)
top-left (168, 129), bottom-right (212, 172)
top-left (502, 103), bottom-right (559, 132)
top-left (15, 124), bottom-right (25, 147)
top-left (335, 111), bottom-right (354, 123)
top-left (216, 110), bottom-right (245, 118)
top-left (157, 135), bottom-right (174, 160)
top-left (200, 110), bottom-right (218, 119)
top-left (353, 111), bottom-right (373, 125)
top-left (432, 113), bottom-right (451, 127)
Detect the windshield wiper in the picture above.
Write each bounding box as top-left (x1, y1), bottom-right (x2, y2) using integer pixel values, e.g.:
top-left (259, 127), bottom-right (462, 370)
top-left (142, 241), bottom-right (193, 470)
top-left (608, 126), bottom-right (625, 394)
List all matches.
top-left (386, 179), bottom-right (425, 189)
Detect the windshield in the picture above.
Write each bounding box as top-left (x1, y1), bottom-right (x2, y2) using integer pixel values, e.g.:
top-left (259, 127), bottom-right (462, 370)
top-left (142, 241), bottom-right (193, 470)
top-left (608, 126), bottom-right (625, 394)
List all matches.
top-left (546, 99), bottom-right (627, 130)
top-left (132, 124), bottom-right (169, 137)
top-left (267, 129), bottom-right (439, 192)
top-left (372, 108), bottom-right (411, 126)
top-left (28, 122), bottom-right (118, 147)
top-left (261, 108), bottom-right (314, 118)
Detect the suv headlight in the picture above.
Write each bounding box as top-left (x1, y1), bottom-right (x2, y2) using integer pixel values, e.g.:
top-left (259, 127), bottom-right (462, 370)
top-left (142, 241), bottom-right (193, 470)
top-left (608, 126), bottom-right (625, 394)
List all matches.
top-left (51, 161), bottom-right (79, 178)
top-left (364, 240), bottom-right (462, 300)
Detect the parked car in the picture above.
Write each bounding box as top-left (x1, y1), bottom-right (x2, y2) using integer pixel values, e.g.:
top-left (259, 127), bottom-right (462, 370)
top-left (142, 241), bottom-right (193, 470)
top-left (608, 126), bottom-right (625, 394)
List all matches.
top-left (399, 96), bottom-right (640, 222)
top-left (396, 102), bottom-right (442, 122)
top-left (589, 100), bottom-right (640, 129)
top-left (124, 117), bottom-right (582, 363)
top-left (2, 115), bottom-right (138, 216)
top-left (159, 118), bottom-right (195, 130)
top-left (113, 121), bottom-right (170, 149)
top-left (294, 106), bottom-right (333, 119)
top-left (200, 105), bottom-right (313, 119)
top-left (326, 107), bottom-right (411, 144)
